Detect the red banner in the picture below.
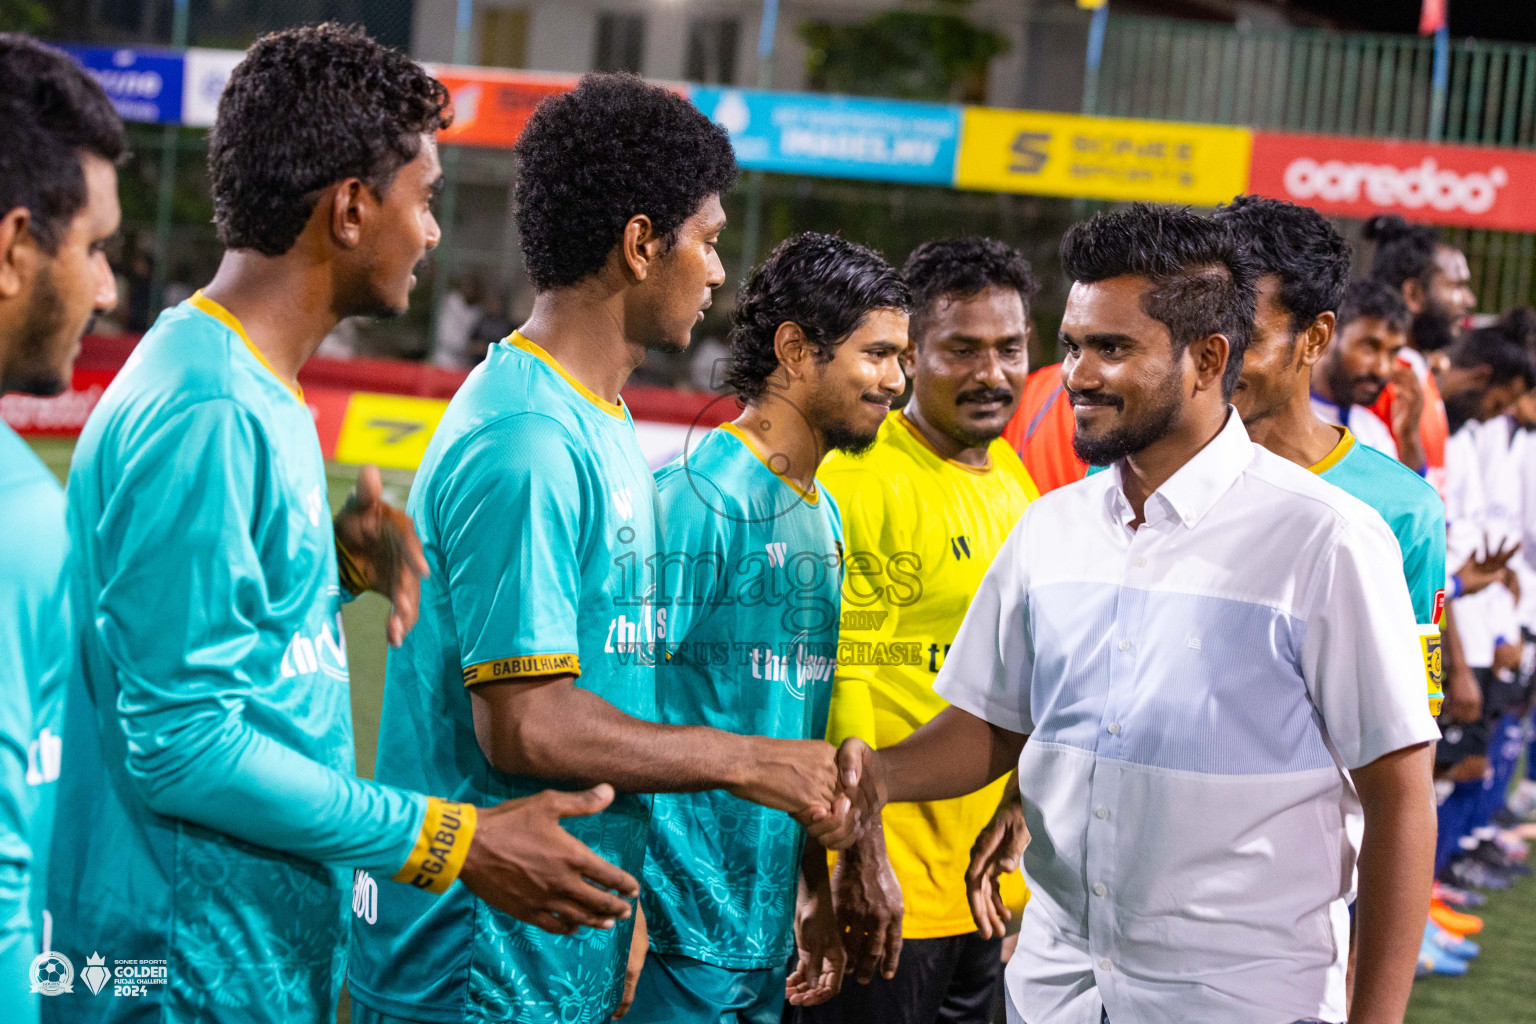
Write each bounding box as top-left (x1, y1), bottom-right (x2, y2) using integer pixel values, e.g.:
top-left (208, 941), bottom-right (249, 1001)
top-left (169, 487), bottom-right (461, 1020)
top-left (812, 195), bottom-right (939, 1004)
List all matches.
top-left (429, 66), bottom-right (578, 150)
top-left (1249, 131), bottom-right (1536, 233)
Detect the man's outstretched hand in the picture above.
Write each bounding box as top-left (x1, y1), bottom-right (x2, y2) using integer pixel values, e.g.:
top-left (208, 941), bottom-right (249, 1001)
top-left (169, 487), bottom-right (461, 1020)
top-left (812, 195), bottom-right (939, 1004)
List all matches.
top-left (458, 784), bottom-right (640, 936)
top-left (966, 787), bottom-right (1029, 939)
top-left (831, 826), bottom-right (904, 984)
top-left (333, 463), bottom-right (429, 646)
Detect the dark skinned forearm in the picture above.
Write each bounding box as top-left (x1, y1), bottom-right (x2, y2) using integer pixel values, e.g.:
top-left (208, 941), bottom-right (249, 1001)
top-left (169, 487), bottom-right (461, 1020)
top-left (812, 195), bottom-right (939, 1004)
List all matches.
top-left (873, 706), bottom-right (1026, 804)
top-left (1350, 742), bottom-right (1436, 1024)
top-left (471, 676), bottom-right (760, 793)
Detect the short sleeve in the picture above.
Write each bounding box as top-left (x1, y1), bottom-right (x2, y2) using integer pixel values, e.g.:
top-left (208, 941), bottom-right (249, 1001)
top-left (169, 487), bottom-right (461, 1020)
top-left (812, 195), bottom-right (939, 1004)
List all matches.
top-left (1301, 514), bottom-right (1442, 769)
top-left (932, 513), bottom-right (1034, 735)
top-left (437, 414), bottom-right (586, 684)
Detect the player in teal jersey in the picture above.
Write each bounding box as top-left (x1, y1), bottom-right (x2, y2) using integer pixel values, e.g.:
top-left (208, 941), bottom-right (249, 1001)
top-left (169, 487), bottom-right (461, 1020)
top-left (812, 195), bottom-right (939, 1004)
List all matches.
top-left (1214, 198), bottom-right (1446, 704)
top-left (628, 234), bottom-right (910, 1023)
top-left (0, 37), bottom-right (123, 1023)
top-left (347, 79), bottom-right (869, 1024)
top-left (46, 27), bottom-right (638, 1024)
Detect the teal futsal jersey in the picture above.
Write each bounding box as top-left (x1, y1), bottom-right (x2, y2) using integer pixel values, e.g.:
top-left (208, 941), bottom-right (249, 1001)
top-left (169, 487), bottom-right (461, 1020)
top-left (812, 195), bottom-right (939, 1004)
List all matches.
top-left (46, 294), bottom-right (429, 1024)
top-left (1312, 428), bottom-right (1447, 713)
top-left (348, 333), bottom-right (662, 1024)
top-left (0, 423), bottom-right (68, 1024)
top-left (642, 425), bottom-right (843, 970)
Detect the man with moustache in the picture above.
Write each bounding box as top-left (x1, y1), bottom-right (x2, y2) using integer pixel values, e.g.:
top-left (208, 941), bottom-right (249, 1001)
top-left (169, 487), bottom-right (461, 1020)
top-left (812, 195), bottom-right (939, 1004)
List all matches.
top-left (0, 36), bottom-right (123, 1024)
top-left (1364, 214), bottom-right (1477, 487)
top-left (838, 205), bottom-right (1438, 1024)
top-left (798, 238), bottom-right (1040, 1024)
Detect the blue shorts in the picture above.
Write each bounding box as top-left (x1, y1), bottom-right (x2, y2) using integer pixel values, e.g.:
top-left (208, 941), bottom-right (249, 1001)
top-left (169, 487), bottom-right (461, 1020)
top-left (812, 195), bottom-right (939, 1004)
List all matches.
top-left (623, 951), bottom-right (787, 1024)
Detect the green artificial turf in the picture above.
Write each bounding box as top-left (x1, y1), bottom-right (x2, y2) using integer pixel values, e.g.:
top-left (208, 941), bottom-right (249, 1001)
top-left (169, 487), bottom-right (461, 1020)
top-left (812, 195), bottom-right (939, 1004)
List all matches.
top-left (26, 436), bottom-right (1536, 1022)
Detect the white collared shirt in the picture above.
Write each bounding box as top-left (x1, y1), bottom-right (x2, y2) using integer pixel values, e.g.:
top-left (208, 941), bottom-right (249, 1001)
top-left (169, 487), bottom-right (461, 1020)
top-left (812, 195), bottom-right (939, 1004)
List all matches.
top-left (936, 411), bottom-right (1439, 1024)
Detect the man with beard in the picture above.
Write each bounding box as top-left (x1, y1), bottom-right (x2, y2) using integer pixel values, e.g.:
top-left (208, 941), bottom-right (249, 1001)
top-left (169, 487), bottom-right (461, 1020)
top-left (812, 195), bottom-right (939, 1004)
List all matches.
top-left (349, 77), bottom-right (867, 1024)
top-left (625, 233), bottom-right (909, 1023)
top-left (0, 36), bottom-right (122, 1024)
top-left (1310, 280), bottom-right (1416, 459)
top-left (1365, 214), bottom-right (1477, 488)
top-left (797, 237), bottom-right (1040, 1024)
top-left (835, 204), bottom-right (1438, 1024)
top-left (50, 28), bottom-right (646, 1024)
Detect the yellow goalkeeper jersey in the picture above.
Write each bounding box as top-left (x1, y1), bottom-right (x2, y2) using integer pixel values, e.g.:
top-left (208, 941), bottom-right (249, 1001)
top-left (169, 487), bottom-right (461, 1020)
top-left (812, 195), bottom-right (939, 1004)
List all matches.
top-left (818, 408), bottom-right (1038, 938)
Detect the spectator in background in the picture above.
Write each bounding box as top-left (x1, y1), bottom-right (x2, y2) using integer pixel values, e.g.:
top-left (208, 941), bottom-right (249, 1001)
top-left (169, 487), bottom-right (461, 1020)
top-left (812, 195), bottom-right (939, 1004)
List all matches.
top-left (467, 281), bottom-right (514, 364)
top-left (688, 333), bottom-right (728, 391)
top-left (162, 261), bottom-right (197, 309)
top-left (125, 250), bottom-right (154, 332)
top-left (430, 272), bottom-right (483, 369)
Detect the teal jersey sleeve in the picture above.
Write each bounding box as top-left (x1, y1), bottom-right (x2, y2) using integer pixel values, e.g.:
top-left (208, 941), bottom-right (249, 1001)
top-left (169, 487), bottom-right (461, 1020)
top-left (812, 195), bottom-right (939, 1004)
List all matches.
top-left (93, 399), bottom-right (424, 872)
top-left (1399, 494), bottom-right (1448, 626)
top-left (438, 414), bottom-right (586, 682)
top-left (0, 427), bottom-right (68, 1024)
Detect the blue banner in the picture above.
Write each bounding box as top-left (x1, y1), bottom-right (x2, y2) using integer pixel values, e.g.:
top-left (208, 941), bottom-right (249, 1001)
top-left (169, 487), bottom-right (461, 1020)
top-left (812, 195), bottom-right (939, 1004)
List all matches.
top-left (690, 86), bottom-right (961, 186)
top-left (59, 45), bottom-right (184, 124)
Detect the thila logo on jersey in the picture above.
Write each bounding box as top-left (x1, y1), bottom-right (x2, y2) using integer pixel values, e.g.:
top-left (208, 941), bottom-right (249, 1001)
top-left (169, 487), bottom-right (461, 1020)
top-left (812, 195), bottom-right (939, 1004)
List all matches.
top-left (613, 488), bottom-right (634, 520)
top-left (765, 541), bottom-right (789, 567)
top-left (950, 535), bottom-right (972, 560)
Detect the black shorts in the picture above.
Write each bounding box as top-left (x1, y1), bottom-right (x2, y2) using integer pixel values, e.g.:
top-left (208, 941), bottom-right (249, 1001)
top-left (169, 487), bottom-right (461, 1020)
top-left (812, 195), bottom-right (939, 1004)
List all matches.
top-left (783, 932), bottom-right (1002, 1024)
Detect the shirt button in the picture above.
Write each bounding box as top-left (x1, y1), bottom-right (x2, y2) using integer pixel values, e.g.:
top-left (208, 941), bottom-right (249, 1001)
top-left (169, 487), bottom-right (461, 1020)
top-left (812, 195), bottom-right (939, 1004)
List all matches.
top-left (1134, 556), bottom-right (1147, 568)
top-left (1118, 639), bottom-right (1131, 651)
top-left (1095, 806), bottom-right (1110, 820)
top-left (1107, 722), bottom-right (1121, 735)
top-left (1093, 883), bottom-right (1108, 897)
top-left (1099, 958), bottom-right (1114, 972)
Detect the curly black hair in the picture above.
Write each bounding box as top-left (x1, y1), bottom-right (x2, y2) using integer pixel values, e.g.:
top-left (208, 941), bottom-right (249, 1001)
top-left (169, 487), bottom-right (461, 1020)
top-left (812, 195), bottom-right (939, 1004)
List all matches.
top-left (1363, 214), bottom-right (1444, 291)
top-left (1212, 195), bottom-right (1350, 332)
top-left (208, 22), bottom-right (450, 257)
top-left (1454, 308), bottom-right (1536, 386)
top-left (725, 232), bottom-right (910, 404)
top-left (513, 73), bottom-right (737, 290)
top-left (902, 237), bottom-right (1037, 345)
top-left (1060, 203), bottom-right (1258, 400)
top-left (1336, 278), bottom-right (1411, 334)
top-left (0, 34), bottom-right (125, 253)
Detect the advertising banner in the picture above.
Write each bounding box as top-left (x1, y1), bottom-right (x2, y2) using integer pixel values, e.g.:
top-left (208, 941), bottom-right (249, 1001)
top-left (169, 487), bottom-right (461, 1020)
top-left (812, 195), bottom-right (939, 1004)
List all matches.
top-left (955, 107), bottom-right (1252, 206)
top-left (1249, 131), bottom-right (1536, 232)
top-left (182, 47), bottom-right (245, 128)
top-left (59, 45), bottom-right (184, 124)
top-left (690, 86), bottom-right (962, 186)
top-left (429, 65), bottom-right (579, 149)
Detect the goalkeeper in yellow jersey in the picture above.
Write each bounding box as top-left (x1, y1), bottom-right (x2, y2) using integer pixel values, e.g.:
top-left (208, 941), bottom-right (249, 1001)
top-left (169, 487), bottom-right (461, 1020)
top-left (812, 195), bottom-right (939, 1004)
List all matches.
top-left (797, 238), bottom-right (1039, 1024)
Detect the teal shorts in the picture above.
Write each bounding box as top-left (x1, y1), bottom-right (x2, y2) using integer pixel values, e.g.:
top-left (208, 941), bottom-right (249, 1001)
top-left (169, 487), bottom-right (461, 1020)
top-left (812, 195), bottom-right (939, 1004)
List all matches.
top-left (623, 951), bottom-right (787, 1024)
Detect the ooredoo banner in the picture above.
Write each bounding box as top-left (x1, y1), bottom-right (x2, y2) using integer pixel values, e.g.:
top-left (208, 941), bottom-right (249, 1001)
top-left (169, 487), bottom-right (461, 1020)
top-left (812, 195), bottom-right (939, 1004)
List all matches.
top-left (1249, 131), bottom-right (1536, 232)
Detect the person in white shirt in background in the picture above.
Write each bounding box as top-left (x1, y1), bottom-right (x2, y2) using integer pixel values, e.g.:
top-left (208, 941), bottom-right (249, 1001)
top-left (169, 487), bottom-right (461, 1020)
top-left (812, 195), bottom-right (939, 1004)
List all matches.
top-left (429, 272), bottom-right (483, 368)
top-left (1432, 312), bottom-right (1536, 890)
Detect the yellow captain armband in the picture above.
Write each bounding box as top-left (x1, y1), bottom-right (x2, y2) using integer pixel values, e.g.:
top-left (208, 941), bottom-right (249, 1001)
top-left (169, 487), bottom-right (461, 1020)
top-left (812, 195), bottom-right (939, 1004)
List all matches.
top-left (1420, 623), bottom-right (1444, 718)
top-left (393, 797), bottom-right (478, 894)
top-left (336, 539), bottom-right (369, 597)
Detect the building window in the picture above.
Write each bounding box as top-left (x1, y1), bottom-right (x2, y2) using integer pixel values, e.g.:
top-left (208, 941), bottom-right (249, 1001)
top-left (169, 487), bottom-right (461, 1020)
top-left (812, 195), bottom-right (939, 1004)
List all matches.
top-left (478, 5), bottom-right (530, 69)
top-left (686, 17), bottom-right (739, 84)
top-left (594, 13), bottom-right (647, 73)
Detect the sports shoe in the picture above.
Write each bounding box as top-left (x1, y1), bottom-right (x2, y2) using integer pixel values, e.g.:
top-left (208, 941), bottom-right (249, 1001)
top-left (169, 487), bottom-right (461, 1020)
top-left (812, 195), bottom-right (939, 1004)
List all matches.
top-left (1471, 840), bottom-right (1533, 876)
top-left (1416, 930), bottom-right (1470, 977)
top-left (1506, 779), bottom-right (1536, 822)
top-left (1494, 830), bottom-right (1530, 862)
top-left (1430, 899), bottom-right (1484, 936)
top-left (1443, 856), bottom-right (1514, 891)
top-left (1426, 918), bottom-right (1480, 959)
top-left (1433, 882), bottom-right (1487, 908)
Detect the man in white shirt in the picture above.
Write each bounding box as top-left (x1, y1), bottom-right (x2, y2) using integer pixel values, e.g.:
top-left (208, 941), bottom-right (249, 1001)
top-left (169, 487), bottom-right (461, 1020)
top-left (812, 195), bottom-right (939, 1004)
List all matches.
top-left (841, 204), bottom-right (1439, 1024)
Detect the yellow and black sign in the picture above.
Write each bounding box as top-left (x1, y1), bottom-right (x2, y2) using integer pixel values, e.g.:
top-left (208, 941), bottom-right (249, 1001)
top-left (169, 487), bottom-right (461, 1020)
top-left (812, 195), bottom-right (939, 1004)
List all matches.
top-left (334, 392), bottom-right (450, 471)
top-left (955, 107), bottom-right (1253, 207)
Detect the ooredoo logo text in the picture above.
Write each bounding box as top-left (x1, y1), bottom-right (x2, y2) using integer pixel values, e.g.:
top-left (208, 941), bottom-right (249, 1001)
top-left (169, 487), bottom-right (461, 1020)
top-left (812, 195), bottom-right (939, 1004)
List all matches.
top-left (1282, 155), bottom-right (1508, 215)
